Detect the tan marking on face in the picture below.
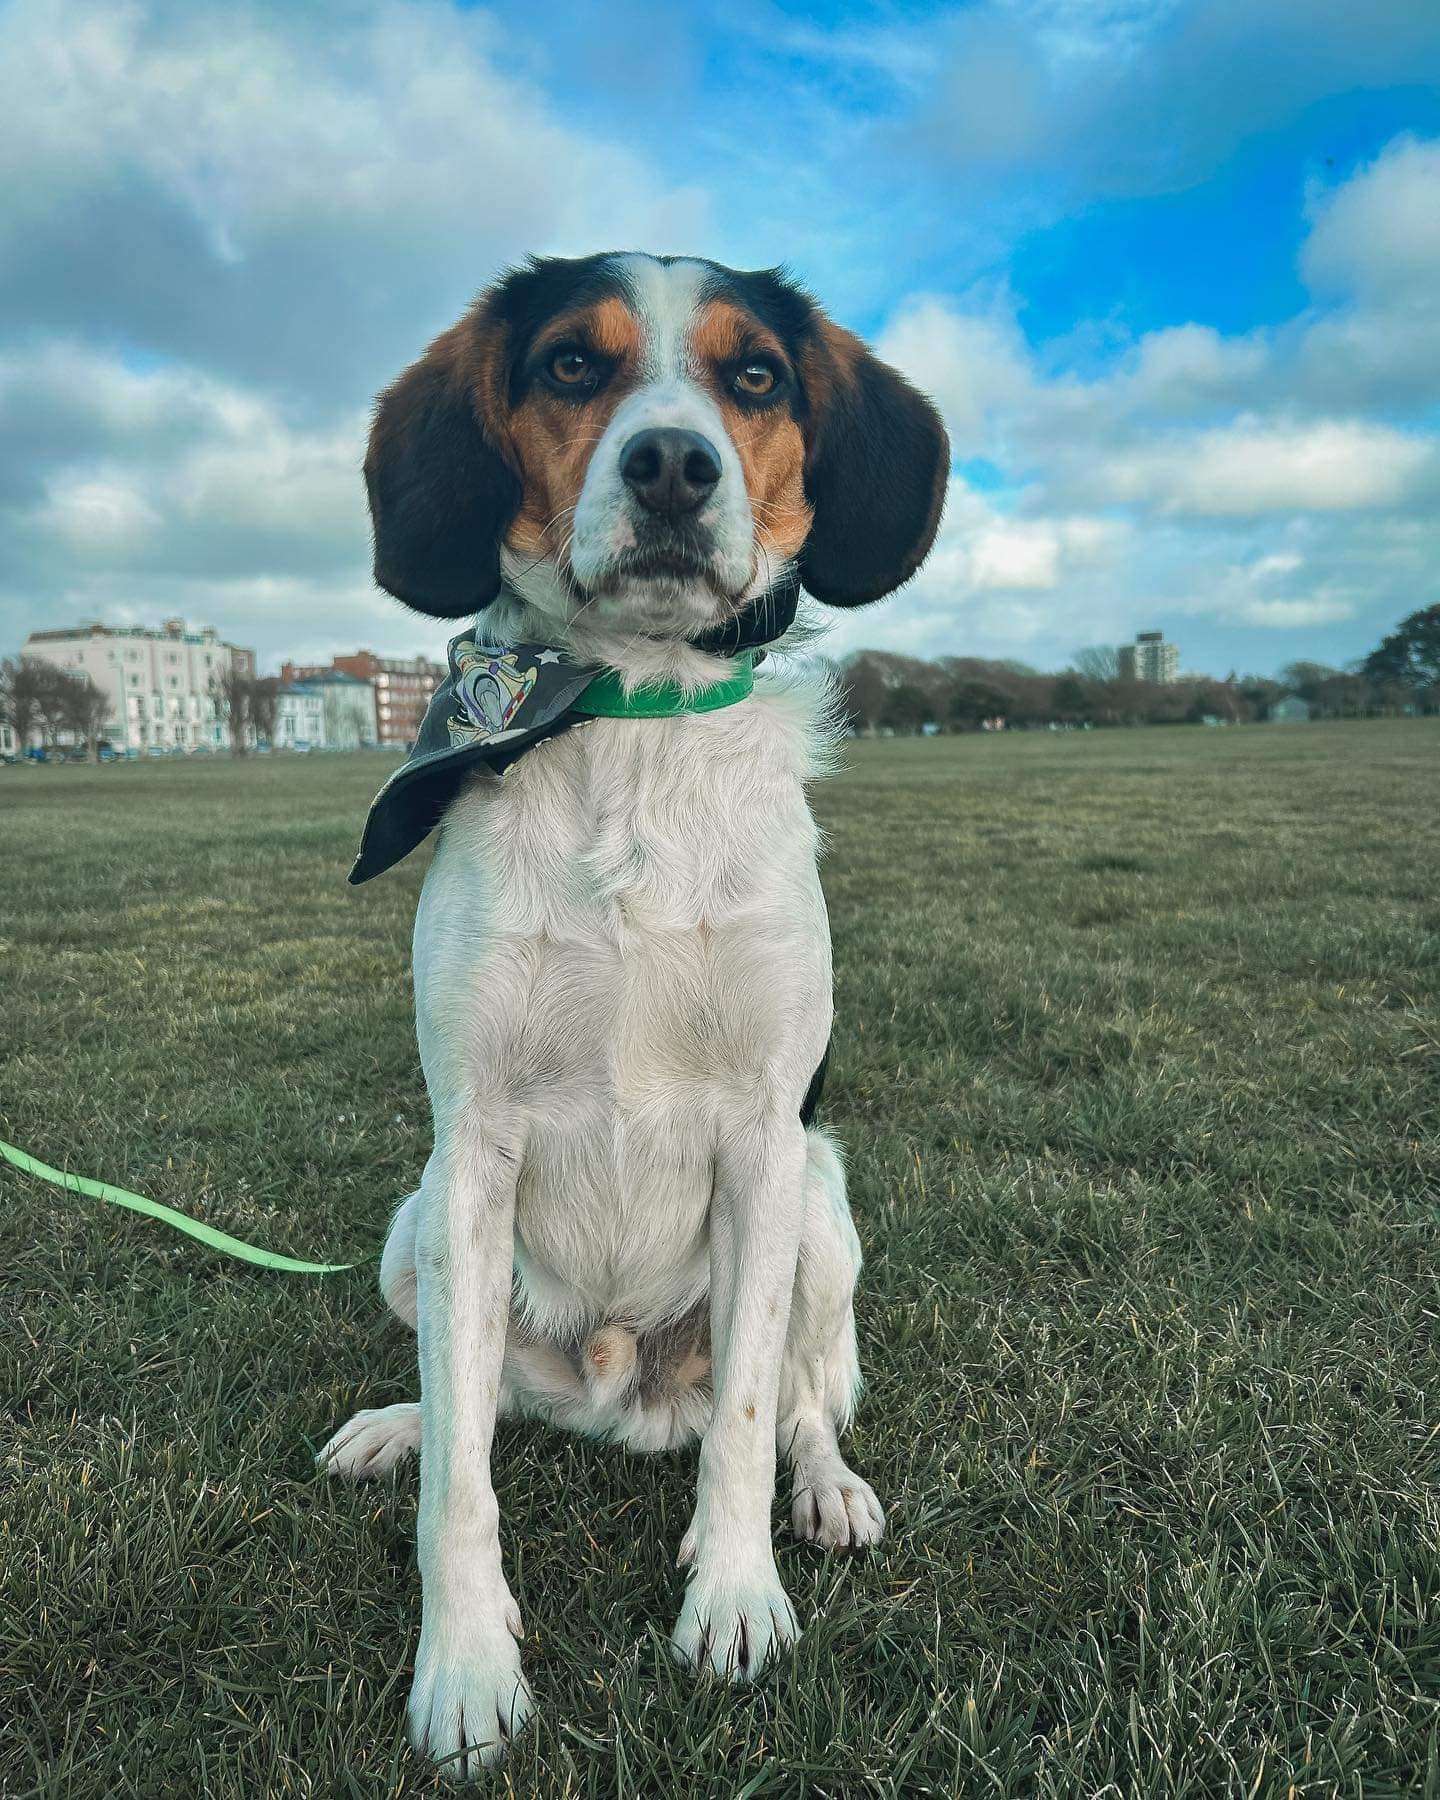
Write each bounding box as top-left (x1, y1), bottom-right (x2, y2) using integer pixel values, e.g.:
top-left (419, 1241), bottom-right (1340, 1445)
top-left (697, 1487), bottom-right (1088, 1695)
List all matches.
top-left (487, 297), bottom-right (645, 563)
top-left (691, 299), bottom-right (812, 564)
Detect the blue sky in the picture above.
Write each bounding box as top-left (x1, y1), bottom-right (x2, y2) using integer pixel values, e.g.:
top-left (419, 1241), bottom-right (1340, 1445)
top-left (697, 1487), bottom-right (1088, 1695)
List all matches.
top-left (1, 0), bottom-right (1437, 675)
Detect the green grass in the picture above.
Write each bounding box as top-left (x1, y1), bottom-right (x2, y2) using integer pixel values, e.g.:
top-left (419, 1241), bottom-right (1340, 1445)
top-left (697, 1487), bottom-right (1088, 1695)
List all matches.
top-left (2, 721), bottom-right (1437, 1798)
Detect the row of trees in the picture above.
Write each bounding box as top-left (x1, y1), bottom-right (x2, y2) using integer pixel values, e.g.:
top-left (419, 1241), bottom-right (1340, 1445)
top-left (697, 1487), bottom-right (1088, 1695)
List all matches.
top-left (0, 657), bottom-right (282, 758)
top-left (836, 604), bottom-right (1440, 735)
top-left (0, 657), bottom-right (111, 759)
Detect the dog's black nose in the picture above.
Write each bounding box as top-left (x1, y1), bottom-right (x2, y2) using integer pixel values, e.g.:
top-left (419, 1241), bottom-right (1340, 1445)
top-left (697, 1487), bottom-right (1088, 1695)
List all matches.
top-left (619, 428), bottom-right (722, 517)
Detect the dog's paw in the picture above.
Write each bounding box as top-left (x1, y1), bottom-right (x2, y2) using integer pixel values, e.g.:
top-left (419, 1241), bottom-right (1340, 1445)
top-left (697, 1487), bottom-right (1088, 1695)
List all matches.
top-left (316, 1403), bottom-right (422, 1479)
top-left (408, 1623), bottom-right (533, 1782)
top-left (791, 1460), bottom-right (885, 1550)
top-left (671, 1560), bottom-right (800, 1683)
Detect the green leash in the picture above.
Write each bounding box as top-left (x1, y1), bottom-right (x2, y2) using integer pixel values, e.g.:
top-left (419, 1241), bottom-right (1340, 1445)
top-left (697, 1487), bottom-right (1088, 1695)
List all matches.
top-left (0, 1136), bottom-right (358, 1274)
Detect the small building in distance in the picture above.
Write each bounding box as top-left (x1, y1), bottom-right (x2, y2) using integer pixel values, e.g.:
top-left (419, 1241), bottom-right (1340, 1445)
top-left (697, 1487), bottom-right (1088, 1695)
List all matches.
top-left (275, 683), bottom-right (327, 750)
top-left (22, 617), bottom-right (256, 753)
top-left (281, 649), bottom-right (441, 747)
top-left (1269, 695), bottom-right (1312, 723)
top-left (311, 671), bottom-right (379, 749)
top-left (275, 674), bottom-right (378, 751)
top-left (1118, 631), bottom-right (1180, 685)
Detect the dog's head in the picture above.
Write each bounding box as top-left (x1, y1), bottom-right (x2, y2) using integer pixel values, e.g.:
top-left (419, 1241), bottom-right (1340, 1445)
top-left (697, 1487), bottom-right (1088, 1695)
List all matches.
top-left (365, 253), bottom-right (949, 644)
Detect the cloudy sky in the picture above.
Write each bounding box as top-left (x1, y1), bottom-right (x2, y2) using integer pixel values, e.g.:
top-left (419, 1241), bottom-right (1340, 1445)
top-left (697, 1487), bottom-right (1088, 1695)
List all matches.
top-left (2, 0), bottom-right (1437, 675)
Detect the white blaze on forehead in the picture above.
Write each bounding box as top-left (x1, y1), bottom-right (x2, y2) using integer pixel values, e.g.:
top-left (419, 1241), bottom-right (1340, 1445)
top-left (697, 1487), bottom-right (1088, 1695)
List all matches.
top-left (560, 253), bottom-right (758, 609)
top-left (613, 254), bottom-right (712, 381)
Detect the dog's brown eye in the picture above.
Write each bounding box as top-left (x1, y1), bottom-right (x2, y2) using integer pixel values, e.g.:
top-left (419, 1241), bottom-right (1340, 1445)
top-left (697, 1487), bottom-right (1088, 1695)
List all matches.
top-left (734, 361), bottom-right (778, 398)
top-left (549, 348), bottom-right (592, 386)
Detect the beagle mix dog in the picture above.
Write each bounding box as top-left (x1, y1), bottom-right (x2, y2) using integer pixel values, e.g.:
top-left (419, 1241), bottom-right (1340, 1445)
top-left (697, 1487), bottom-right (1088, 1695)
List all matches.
top-left (319, 252), bottom-right (947, 1778)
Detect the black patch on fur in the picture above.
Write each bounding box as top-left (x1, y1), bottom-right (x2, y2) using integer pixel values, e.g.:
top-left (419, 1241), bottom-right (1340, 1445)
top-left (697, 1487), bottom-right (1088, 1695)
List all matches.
top-left (690, 566), bottom-right (801, 656)
top-left (797, 345), bottom-right (949, 608)
top-left (365, 349), bottom-right (520, 619)
top-left (799, 1042), bottom-right (829, 1127)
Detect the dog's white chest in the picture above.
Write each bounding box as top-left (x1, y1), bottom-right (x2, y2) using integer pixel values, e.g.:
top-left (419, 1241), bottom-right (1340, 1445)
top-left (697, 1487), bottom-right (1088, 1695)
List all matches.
top-left (411, 678), bottom-right (837, 1330)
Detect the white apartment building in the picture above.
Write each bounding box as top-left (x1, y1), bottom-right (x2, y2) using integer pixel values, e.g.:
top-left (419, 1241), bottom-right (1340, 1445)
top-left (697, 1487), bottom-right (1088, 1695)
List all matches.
top-left (1118, 631), bottom-right (1180, 684)
top-left (22, 618), bottom-right (258, 752)
top-left (273, 675), bottom-right (378, 752)
top-left (275, 683), bottom-right (327, 750)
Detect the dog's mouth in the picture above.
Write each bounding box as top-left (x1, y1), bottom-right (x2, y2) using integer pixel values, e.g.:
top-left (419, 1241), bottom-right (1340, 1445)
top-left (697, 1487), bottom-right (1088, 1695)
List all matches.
top-left (568, 518), bottom-right (739, 601)
top-left (617, 545), bottom-right (716, 583)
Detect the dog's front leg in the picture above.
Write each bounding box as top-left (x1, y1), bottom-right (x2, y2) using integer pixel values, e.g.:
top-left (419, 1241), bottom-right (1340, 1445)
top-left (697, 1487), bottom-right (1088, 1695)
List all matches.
top-left (673, 1105), bottom-right (808, 1680)
top-left (407, 1110), bottom-right (532, 1779)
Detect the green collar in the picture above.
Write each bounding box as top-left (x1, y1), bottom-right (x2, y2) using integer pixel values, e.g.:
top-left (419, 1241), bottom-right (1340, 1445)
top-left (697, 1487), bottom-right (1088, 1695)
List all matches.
top-left (572, 652), bottom-right (755, 720)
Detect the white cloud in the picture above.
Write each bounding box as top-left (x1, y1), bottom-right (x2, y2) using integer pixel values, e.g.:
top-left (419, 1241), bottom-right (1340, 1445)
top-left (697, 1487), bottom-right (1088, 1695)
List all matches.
top-left (877, 295), bottom-right (1035, 459)
top-left (1235, 597), bottom-right (1354, 627)
top-left (1302, 135), bottom-right (1440, 302)
top-left (970, 521), bottom-right (1060, 590)
top-left (36, 477), bottom-right (163, 555)
top-left (1093, 418), bottom-right (1433, 516)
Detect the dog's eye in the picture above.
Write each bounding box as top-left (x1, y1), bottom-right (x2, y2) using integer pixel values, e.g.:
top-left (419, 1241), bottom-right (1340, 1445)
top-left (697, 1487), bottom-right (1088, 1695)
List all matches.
top-left (733, 361), bottom-right (779, 398)
top-left (549, 347), bottom-right (594, 387)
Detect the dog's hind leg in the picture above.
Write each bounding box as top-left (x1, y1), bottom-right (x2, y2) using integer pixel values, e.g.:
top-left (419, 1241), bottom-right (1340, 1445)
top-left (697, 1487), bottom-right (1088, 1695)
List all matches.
top-left (380, 1189), bottom-right (420, 1327)
top-left (319, 1191), bottom-right (607, 1478)
top-left (316, 1194), bottom-right (422, 1477)
top-left (778, 1129), bottom-right (885, 1550)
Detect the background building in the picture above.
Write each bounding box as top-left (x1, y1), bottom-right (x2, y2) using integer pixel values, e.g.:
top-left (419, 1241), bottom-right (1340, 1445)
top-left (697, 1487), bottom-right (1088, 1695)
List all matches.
top-left (1118, 631), bottom-right (1181, 684)
top-left (281, 650), bottom-right (441, 746)
top-left (309, 671), bottom-right (379, 749)
top-left (22, 618), bottom-right (256, 752)
top-left (275, 683), bottom-right (327, 749)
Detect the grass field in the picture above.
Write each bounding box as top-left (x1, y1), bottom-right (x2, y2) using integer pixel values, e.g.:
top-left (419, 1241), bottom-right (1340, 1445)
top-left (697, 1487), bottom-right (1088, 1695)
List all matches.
top-left (2, 720), bottom-right (1437, 1798)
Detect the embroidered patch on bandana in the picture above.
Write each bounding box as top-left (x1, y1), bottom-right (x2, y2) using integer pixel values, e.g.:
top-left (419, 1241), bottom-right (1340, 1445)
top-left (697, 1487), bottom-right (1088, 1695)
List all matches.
top-left (451, 641), bottom-right (554, 742)
top-left (350, 634), bottom-right (598, 884)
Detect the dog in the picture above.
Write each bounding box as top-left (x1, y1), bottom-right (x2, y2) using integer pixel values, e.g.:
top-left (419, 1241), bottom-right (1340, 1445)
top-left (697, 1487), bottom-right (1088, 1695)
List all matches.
top-left (318, 252), bottom-right (947, 1778)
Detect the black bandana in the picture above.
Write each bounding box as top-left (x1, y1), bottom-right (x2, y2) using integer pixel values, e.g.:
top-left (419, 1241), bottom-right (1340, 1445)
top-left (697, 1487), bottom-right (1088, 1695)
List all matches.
top-left (349, 573), bottom-right (801, 886)
top-left (351, 636), bottom-right (597, 885)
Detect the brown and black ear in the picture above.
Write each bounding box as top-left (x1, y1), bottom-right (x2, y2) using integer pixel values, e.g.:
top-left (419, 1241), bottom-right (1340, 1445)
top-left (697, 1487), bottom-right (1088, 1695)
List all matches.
top-left (798, 325), bottom-right (949, 608)
top-left (364, 317), bottom-right (520, 619)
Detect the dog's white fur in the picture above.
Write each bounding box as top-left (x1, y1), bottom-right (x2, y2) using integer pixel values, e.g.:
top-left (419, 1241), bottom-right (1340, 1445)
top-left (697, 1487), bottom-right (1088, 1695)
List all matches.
top-left (319, 257), bottom-right (889, 1780)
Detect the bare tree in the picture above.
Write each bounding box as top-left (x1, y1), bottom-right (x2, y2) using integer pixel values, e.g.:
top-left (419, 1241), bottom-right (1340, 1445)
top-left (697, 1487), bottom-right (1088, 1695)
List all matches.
top-left (211, 665), bottom-right (252, 755)
top-left (27, 661), bottom-right (77, 749)
top-left (54, 671), bottom-right (113, 760)
top-left (0, 659), bottom-right (16, 751)
top-left (1072, 645), bottom-right (1120, 681)
top-left (250, 675), bottom-right (280, 748)
top-left (1, 658), bottom-right (48, 751)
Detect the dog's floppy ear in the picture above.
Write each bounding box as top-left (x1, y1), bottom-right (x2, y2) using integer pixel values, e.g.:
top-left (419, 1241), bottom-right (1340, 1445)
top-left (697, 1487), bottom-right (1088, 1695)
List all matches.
top-left (798, 324), bottom-right (949, 608)
top-left (364, 315), bottom-right (520, 619)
